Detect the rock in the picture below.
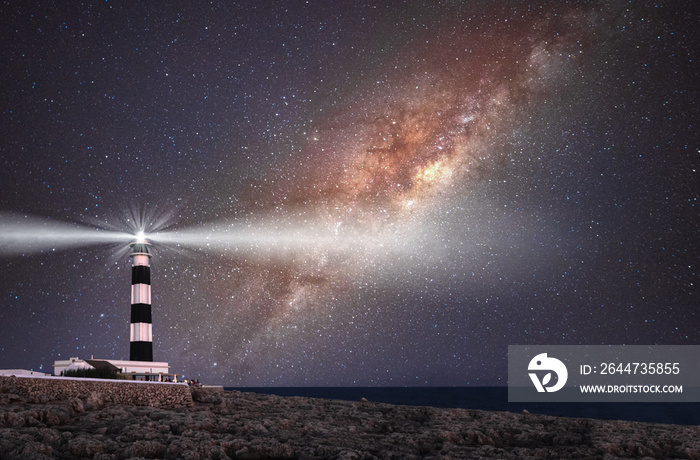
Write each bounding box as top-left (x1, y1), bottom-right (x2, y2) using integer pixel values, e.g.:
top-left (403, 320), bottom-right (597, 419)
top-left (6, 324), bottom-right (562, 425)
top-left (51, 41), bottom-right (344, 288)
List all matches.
top-left (128, 440), bottom-right (167, 458)
top-left (337, 450), bottom-right (361, 459)
top-left (69, 397), bottom-right (84, 414)
top-left (67, 437), bottom-right (106, 457)
top-left (0, 393), bottom-right (21, 405)
top-left (20, 441), bottom-right (54, 457)
top-left (0, 382), bottom-right (698, 459)
top-left (191, 386), bottom-right (223, 405)
top-left (45, 407), bottom-right (70, 426)
top-left (30, 393), bottom-right (51, 404)
top-left (85, 392), bottom-right (105, 410)
top-left (1, 411), bottom-right (25, 427)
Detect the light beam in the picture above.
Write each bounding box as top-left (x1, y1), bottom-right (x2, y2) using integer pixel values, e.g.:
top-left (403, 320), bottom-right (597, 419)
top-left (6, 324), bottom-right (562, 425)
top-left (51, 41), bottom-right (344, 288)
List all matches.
top-left (0, 213), bottom-right (135, 256)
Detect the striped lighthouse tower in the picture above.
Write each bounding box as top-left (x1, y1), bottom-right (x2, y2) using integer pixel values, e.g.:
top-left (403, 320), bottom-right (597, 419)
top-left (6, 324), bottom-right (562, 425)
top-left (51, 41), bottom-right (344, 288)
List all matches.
top-left (129, 236), bottom-right (153, 361)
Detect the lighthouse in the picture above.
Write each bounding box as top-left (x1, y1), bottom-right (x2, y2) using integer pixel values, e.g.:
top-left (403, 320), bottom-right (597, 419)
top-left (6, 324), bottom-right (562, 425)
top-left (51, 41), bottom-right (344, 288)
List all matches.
top-left (129, 234), bottom-right (153, 361)
top-left (52, 232), bottom-right (175, 381)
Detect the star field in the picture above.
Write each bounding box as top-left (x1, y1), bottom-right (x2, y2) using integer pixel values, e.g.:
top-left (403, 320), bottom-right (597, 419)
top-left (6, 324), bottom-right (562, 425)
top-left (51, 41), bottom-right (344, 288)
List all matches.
top-left (1, 1), bottom-right (697, 385)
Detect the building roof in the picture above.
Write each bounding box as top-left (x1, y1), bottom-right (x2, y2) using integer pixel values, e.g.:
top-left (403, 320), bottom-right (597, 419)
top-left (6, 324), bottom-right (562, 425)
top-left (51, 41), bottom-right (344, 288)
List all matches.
top-left (84, 359), bottom-right (121, 373)
top-left (0, 369), bottom-right (47, 376)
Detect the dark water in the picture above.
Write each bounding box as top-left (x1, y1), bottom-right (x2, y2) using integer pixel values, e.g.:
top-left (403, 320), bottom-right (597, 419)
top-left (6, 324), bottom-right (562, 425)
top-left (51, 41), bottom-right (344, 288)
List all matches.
top-left (228, 387), bottom-right (698, 426)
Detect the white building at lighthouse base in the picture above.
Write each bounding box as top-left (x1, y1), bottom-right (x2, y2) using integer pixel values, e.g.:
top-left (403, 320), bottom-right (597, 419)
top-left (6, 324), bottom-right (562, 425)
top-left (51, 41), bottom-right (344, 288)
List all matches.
top-left (53, 357), bottom-right (176, 382)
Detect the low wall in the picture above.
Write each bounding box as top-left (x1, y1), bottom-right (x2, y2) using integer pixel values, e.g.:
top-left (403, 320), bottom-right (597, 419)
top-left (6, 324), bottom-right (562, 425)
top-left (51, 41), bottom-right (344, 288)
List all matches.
top-left (0, 375), bottom-right (193, 408)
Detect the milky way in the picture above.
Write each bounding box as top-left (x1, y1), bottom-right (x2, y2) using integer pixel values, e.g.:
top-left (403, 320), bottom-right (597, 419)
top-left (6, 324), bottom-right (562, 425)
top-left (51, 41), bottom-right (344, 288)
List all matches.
top-left (206, 6), bottom-right (599, 370)
top-left (1, 2), bottom-right (697, 385)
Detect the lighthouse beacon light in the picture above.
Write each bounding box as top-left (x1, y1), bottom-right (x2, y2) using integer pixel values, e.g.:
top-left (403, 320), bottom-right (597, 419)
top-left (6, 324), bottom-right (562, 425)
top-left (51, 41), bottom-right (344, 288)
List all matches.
top-left (135, 230), bottom-right (146, 243)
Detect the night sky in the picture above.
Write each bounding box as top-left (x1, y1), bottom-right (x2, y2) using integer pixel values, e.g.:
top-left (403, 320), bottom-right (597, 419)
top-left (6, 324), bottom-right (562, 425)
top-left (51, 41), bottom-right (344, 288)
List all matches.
top-left (1, 1), bottom-right (697, 386)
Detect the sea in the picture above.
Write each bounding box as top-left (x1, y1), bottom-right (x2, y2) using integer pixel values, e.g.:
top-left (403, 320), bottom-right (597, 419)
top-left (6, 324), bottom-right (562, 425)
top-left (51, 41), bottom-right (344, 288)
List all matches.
top-left (228, 387), bottom-right (699, 426)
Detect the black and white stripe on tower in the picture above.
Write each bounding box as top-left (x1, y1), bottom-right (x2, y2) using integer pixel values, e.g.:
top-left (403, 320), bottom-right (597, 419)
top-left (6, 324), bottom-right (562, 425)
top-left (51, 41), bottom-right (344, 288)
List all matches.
top-left (129, 237), bottom-right (153, 361)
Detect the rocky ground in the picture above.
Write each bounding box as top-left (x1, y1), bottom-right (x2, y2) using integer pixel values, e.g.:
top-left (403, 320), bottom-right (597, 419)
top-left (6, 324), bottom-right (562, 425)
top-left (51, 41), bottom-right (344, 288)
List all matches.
top-left (0, 386), bottom-right (698, 459)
